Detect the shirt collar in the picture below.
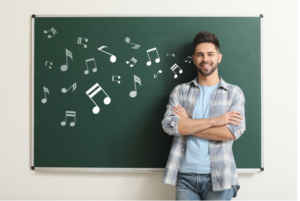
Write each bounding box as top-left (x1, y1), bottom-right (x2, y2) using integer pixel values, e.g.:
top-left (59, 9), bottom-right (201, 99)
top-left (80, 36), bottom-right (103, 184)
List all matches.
top-left (189, 76), bottom-right (229, 91)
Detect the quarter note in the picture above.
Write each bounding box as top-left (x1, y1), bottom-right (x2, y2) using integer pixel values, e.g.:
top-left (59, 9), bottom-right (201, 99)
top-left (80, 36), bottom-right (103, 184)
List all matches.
top-left (112, 75), bottom-right (121, 84)
top-left (185, 56), bottom-right (192, 63)
top-left (61, 111), bottom-right (76, 127)
top-left (61, 49), bottom-right (73, 72)
top-left (125, 37), bottom-right (141, 49)
top-left (62, 82), bottom-right (77, 93)
top-left (44, 27), bottom-right (57, 38)
top-left (154, 70), bottom-right (162, 78)
top-left (126, 57), bottom-right (137, 67)
top-left (146, 47), bottom-right (160, 66)
top-left (170, 63), bottom-right (183, 78)
top-left (77, 37), bottom-right (88, 48)
top-left (41, 87), bottom-right (50, 103)
top-left (166, 53), bottom-right (175, 57)
top-left (97, 46), bottom-right (117, 63)
top-left (45, 61), bottom-right (53, 69)
top-left (130, 75), bottom-right (142, 98)
top-left (86, 83), bottom-right (111, 114)
top-left (84, 58), bottom-right (97, 74)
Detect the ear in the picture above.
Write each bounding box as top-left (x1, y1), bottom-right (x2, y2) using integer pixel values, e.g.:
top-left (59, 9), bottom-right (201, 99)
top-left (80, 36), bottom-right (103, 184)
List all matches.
top-left (218, 53), bottom-right (223, 63)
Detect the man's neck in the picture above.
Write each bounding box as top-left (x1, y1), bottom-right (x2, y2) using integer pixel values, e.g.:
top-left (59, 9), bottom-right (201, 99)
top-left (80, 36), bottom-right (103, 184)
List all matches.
top-left (197, 72), bottom-right (220, 86)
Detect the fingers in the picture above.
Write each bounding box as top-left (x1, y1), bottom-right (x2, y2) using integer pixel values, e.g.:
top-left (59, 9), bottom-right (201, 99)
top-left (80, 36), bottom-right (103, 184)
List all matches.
top-left (230, 111), bottom-right (241, 115)
top-left (229, 111), bottom-right (243, 120)
top-left (229, 120), bottom-right (240, 126)
top-left (172, 105), bottom-right (188, 117)
top-left (172, 105), bottom-right (184, 112)
top-left (233, 114), bottom-right (243, 120)
top-left (175, 106), bottom-right (188, 115)
top-left (172, 106), bottom-right (180, 112)
top-left (172, 106), bottom-right (181, 114)
top-left (228, 111), bottom-right (243, 125)
top-left (230, 117), bottom-right (242, 124)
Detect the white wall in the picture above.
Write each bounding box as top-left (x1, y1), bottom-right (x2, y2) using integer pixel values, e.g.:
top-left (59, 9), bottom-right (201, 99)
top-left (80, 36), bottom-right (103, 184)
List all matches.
top-left (0, 0), bottom-right (297, 200)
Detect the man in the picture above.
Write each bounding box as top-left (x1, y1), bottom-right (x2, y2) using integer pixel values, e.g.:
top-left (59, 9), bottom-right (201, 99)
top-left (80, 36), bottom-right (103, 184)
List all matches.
top-left (161, 31), bottom-right (246, 200)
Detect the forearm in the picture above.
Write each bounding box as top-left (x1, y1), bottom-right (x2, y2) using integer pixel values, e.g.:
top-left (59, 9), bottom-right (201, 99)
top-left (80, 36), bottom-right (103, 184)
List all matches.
top-left (192, 125), bottom-right (235, 141)
top-left (178, 117), bottom-right (215, 135)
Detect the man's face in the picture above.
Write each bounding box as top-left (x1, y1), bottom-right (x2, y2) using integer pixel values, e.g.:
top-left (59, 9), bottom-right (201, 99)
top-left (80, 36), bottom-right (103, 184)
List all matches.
top-left (192, 43), bottom-right (222, 76)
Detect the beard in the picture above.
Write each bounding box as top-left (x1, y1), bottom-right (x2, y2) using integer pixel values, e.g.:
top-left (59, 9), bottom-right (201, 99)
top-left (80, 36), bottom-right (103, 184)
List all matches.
top-left (197, 61), bottom-right (218, 76)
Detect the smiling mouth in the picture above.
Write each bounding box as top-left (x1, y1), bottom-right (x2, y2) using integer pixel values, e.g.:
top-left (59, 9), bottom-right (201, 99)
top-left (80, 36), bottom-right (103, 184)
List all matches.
top-left (201, 64), bottom-right (211, 69)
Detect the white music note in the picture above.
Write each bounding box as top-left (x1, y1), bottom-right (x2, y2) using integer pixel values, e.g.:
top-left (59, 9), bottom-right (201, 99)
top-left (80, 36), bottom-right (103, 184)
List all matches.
top-left (185, 56), bottom-right (192, 63)
top-left (130, 75), bottom-right (142, 98)
top-left (97, 46), bottom-right (117, 63)
top-left (170, 63), bottom-right (183, 78)
top-left (84, 58), bottom-right (97, 74)
top-left (126, 57), bottom-right (137, 67)
top-left (166, 53), bottom-right (175, 57)
top-left (77, 37), bottom-right (88, 48)
top-left (61, 111), bottom-right (76, 127)
top-left (45, 61), bottom-right (53, 69)
top-left (61, 49), bottom-right (73, 72)
top-left (154, 70), bottom-right (162, 78)
top-left (125, 37), bottom-right (141, 49)
top-left (112, 75), bottom-right (121, 84)
top-left (44, 27), bottom-right (57, 38)
top-left (62, 82), bottom-right (77, 93)
top-left (146, 47), bottom-right (160, 66)
top-left (86, 83), bottom-right (111, 114)
top-left (41, 87), bottom-right (50, 104)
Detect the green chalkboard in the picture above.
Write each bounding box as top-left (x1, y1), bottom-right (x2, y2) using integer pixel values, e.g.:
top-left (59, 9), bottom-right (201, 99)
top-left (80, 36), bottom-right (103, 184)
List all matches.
top-left (32, 16), bottom-right (261, 169)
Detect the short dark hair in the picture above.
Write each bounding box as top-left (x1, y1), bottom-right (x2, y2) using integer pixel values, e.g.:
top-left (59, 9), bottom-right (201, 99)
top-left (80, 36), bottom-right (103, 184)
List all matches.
top-left (193, 31), bottom-right (220, 54)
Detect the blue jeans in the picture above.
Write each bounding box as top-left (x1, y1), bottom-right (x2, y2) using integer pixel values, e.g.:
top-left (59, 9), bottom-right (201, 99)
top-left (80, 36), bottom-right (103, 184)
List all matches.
top-left (176, 172), bottom-right (233, 200)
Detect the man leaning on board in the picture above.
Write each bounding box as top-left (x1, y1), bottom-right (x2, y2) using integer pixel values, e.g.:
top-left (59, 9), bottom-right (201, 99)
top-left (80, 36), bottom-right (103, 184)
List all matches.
top-left (161, 31), bottom-right (246, 200)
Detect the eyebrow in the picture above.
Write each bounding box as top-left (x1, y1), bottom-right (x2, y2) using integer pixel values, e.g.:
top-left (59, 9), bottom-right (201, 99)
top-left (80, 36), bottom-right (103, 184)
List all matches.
top-left (196, 52), bottom-right (215, 54)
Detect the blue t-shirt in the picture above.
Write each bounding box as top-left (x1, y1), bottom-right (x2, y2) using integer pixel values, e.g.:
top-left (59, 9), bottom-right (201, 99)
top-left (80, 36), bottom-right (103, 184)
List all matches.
top-left (178, 82), bottom-right (219, 173)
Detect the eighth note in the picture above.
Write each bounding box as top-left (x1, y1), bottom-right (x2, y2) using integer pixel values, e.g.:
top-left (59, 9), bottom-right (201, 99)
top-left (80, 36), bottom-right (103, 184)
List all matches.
top-left (86, 83), bottom-right (111, 114)
top-left (41, 86), bottom-right (50, 104)
top-left (126, 57), bottom-right (137, 67)
top-left (185, 56), bottom-right (192, 63)
top-left (61, 49), bottom-right (73, 72)
top-left (166, 53), bottom-right (175, 57)
top-left (62, 82), bottom-right (77, 93)
top-left (45, 61), bottom-right (53, 69)
top-left (170, 63), bottom-right (183, 79)
top-left (112, 75), bottom-right (121, 84)
top-left (44, 27), bottom-right (57, 38)
top-left (97, 46), bottom-right (117, 63)
top-left (61, 111), bottom-right (76, 127)
top-left (77, 37), bottom-right (88, 48)
top-left (146, 47), bottom-right (160, 66)
top-left (84, 58), bottom-right (97, 74)
top-left (125, 37), bottom-right (141, 49)
top-left (130, 75), bottom-right (142, 98)
top-left (154, 70), bottom-right (162, 78)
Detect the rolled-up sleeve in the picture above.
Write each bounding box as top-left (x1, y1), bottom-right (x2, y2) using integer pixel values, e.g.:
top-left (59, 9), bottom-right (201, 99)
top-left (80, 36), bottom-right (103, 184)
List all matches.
top-left (226, 86), bottom-right (246, 141)
top-left (161, 85), bottom-right (182, 137)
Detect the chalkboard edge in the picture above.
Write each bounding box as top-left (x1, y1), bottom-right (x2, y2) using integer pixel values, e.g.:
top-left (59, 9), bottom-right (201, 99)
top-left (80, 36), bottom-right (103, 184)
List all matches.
top-left (34, 167), bottom-right (165, 172)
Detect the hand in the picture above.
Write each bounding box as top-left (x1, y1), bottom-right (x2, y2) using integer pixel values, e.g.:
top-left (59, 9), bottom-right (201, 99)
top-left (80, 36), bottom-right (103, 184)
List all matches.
top-left (213, 111), bottom-right (243, 127)
top-left (172, 105), bottom-right (189, 118)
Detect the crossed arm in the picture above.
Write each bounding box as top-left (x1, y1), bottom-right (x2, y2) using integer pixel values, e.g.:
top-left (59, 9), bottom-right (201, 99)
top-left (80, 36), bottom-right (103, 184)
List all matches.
top-left (172, 105), bottom-right (242, 141)
top-left (161, 85), bottom-right (246, 142)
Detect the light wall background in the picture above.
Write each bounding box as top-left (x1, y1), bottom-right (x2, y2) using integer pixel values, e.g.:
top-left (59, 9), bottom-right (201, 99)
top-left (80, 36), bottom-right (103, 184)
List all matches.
top-left (0, 0), bottom-right (297, 200)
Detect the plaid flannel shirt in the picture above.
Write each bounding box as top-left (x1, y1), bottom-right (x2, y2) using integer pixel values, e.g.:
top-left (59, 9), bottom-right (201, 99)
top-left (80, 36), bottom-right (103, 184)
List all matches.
top-left (161, 76), bottom-right (246, 198)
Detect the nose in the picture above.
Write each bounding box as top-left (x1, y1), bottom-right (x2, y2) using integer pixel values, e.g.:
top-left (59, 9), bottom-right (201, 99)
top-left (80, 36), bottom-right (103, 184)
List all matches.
top-left (203, 55), bottom-right (209, 62)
